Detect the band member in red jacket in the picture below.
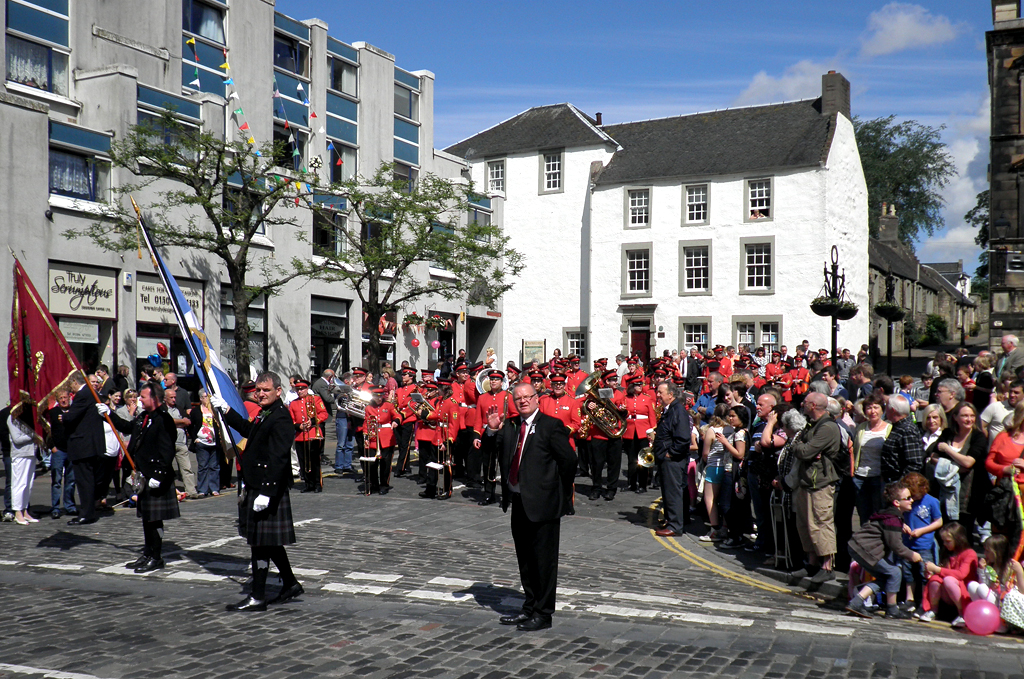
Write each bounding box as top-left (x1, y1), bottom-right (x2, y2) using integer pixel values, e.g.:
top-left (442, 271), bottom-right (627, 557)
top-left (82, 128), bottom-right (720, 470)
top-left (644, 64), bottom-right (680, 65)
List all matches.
top-left (288, 379), bottom-right (327, 493)
top-left (474, 370), bottom-right (517, 505)
top-left (362, 387), bottom-right (400, 495)
top-left (621, 374), bottom-right (659, 493)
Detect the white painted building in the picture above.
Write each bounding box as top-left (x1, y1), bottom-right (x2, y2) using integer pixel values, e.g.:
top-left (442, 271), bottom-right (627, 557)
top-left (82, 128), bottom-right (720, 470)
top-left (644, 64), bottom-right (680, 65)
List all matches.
top-left (447, 72), bottom-right (868, 365)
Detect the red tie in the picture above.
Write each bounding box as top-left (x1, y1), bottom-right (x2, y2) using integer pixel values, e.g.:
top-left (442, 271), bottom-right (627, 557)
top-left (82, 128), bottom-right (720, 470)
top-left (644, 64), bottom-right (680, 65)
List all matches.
top-left (509, 419), bottom-right (528, 487)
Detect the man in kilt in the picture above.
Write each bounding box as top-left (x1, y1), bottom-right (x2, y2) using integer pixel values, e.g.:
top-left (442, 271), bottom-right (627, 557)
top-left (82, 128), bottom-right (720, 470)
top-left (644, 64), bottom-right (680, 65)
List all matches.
top-left (103, 382), bottom-right (178, 573)
top-left (212, 371), bottom-right (302, 612)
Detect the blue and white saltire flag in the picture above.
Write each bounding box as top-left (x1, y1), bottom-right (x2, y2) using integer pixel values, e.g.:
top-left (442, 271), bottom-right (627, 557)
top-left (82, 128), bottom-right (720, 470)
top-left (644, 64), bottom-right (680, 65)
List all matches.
top-left (132, 198), bottom-right (248, 446)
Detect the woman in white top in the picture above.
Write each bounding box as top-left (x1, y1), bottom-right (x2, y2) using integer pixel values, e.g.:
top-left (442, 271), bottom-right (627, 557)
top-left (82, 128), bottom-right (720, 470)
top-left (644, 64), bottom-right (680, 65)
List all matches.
top-left (852, 391), bottom-right (890, 523)
top-left (980, 378), bottom-right (1014, 439)
top-left (9, 409), bottom-right (40, 524)
top-left (920, 403), bottom-right (946, 453)
top-left (699, 403), bottom-right (733, 542)
top-left (484, 347), bottom-right (497, 369)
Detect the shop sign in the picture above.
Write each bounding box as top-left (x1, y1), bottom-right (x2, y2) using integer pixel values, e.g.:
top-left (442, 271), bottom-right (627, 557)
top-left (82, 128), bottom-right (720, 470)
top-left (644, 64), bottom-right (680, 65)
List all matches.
top-left (136, 275), bottom-right (204, 324)
top-left (312, 318), bottom-right (346, 338)
top-left (58, 318), bottom-right (99, 344)
top-left (48, 264), bottom-right (117, 319)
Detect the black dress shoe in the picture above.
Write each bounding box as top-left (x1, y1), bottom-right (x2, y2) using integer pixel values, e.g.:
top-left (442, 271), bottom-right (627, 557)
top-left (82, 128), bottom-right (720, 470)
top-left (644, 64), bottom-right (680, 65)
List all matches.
top-left (134, 557), bottom-right (165, 573)
top-left (300, 487), bottom-right (313, 493)
top-left (268, 582), bottom-right (304, 605)
top-left (477, 493), bottom-right (496, 506)
top-left (67, 517), bottom-right (97, 526)
top-left (419, 490), bottom-right (436, 499)
top-left (125, 555), bottom-right (148, 569)
top-left (499, 612), bottom-right (531, 625)
top-left (517, 616), bottom-right (552, 632)
top-left (50, 510), bottom-right (62, 520)
top-left (603, 491), bottom-right (616, 501)
top-left (65, 509), bottom-right (79, 516)
top-left (226, 596), bottom-right (267, 612)
top-left (587, 490), bottom-right (602, 501)
top-left (378, 489), bottom-right (389, 495)
top-left (313, 487), bottom-right (322, 493)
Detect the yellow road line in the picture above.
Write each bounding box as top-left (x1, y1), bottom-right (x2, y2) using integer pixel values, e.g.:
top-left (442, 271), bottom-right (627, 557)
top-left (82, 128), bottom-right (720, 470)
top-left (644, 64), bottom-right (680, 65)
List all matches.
top-left (645, 497), bottom-right (799, 596)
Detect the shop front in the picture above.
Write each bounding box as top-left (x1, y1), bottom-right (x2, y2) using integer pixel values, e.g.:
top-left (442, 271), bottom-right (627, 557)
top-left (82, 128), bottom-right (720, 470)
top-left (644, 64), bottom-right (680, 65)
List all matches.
top-left (426, 310), bottom-right (458, 365)
top-left (136, 273), bottom-right (204, 378)
top-left (360, 308), bottom-right (395, 372)
top-left (312, 296), bottom-right (349, 376)
top-left (47, 262), bottom-right (117, 374)
top-left (220, 286), bottom-right (267, 383)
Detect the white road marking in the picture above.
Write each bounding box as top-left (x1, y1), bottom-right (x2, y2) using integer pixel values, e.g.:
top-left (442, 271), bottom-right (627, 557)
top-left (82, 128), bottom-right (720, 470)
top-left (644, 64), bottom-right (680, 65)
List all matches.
top-left (611, 592), bottom-right (681, 605)
top-left (702, 602), bottom-right (770, 614)
top-left (0, 662), bottom-right (116, 679)
top-left (406, 589), bottom-right (475, 603)
top-left (346, 572), bottom-right (403, 582)
top-left (166, 571), bottom-right (229, 583)
top-left (294, 518), bottom-right (323, 526)
top-left (667, 612), bottom-right (754, 627)
top-left (556, 587), bottom-right (610, 597)
top-left (790, 609), bottom-right (868, 623)
top-left (322, 582), bottom-right (391, 596)
top-left (275, 566), bottom-right (328, 577)
top-left (35, 563), bottom-right (84, 571)
top-left (775, 620), bottom-right (855, 636)
top-left (587, 604), bottom-right (660, 618)
top-left (885, 632), bottom-right (967, 645)
top-left (428, 576), bottom-right (476, 587)
top-left (0, 559), bottom-right (20, 565)
top-left (96, 565), bottom-right (160, 577)
top-left (183, 536), bottom-right (244, 551)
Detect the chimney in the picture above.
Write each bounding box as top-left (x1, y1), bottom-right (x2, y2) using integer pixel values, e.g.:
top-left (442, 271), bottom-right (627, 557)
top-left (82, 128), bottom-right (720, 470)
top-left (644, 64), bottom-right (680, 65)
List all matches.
top-left (594, 112), bottom-right (603, 126)
top-left (993, 0), bottom-right (1020, 23)
top-left (878, 204), bottom-right (900, 245)
top-left (821, 71), bottom-right (850, 120)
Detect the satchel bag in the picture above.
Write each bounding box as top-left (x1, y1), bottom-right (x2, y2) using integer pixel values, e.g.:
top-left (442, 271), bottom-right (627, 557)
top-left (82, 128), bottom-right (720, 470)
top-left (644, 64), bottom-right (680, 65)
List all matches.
top-left (1001, 587), bottom-right (1024, 630)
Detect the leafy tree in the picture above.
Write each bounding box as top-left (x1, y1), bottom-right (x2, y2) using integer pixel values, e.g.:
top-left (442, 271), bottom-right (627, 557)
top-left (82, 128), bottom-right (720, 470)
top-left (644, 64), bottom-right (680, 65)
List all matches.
top-left (966, 189), bottom-right (990, 298)
top-left (304, 162), bottom-right (524, 369)
top-left (922, 314), bottom-right (949, 346)
top-left (853, 116), bottom-right (956, 246)
top-left (70, 111), bottom-right (322, 381)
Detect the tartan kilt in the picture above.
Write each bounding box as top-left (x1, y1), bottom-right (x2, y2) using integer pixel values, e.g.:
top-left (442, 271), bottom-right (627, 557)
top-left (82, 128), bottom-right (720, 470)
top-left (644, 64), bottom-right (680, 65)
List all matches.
top-left (239, 488), bottom-right (295, 546)
top-left (137, 484), bottom-right (180, 523)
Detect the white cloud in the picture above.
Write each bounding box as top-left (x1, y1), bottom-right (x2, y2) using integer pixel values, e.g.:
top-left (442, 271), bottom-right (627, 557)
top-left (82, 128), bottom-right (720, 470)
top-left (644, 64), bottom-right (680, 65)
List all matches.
top-left (916, 223), bottom-right (981, 269)
top-left (860, 3), bottom-right (960, 58)
top-left (732, 60), bottom-right (831, 107)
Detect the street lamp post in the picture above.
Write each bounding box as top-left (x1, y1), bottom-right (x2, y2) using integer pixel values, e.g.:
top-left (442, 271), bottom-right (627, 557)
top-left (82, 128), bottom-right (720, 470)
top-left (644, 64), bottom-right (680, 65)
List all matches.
top-left (809, 246), bottom-right (857, 365)
top-left (958, 275), bottom-right (968, 348)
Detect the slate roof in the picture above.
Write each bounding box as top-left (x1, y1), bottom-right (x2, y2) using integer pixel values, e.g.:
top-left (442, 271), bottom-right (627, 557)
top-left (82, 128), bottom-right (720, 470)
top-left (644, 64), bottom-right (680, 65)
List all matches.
top-left (444, 104), bottom-right (615, 161)
top-left (869, 239), bottom-right (923, 283)
top-left (594, 99), bottom-right (835, 185)
top-left (921, 265), bottom-right (976, 307)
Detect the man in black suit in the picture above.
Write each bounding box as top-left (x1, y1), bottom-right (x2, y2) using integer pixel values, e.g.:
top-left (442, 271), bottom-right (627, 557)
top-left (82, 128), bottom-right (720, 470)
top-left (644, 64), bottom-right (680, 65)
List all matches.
top-left (485, 382), bottom-right (576, 632)
top-left (652, 382), bottom-right (692, 537)
top-left (63, 371), bottom-right (106, 525)
top-left (213, 371), bottom-right (302, 612)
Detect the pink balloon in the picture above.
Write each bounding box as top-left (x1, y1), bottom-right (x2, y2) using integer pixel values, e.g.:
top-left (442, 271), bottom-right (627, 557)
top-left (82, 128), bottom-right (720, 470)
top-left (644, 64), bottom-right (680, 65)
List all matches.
top-left (430, 340), bottom-right (441, 349)
top-left (411, 338), bottom-right (420, 347)
top-left (964, 599), bottom-right (1001, 636)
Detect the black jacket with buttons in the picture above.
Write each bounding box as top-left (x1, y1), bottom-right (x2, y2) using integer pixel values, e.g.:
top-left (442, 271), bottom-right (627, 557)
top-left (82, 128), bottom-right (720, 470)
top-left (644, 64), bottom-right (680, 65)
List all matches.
top-left (223, 398), bottom-right (294, 496)
top-left (111, 406), bottom-right (176, 489)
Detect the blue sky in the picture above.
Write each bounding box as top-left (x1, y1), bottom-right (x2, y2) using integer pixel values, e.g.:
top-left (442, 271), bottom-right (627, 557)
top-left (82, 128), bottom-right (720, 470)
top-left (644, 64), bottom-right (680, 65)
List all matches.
top-left (278, 0), bottom-right (990, 272)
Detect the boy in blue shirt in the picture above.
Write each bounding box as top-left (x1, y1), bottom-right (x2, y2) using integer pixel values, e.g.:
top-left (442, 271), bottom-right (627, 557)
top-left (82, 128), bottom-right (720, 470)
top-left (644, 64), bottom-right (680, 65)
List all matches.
top-left (900, 472), bottom-right (943, 614)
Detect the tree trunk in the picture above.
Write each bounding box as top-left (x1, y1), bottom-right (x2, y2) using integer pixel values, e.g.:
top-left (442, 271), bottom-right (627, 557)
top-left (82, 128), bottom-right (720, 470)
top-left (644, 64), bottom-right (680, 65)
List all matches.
top-left (230, 275), bottom-right (252, 385)
top-left (364, 277), bottom-right (381, 372)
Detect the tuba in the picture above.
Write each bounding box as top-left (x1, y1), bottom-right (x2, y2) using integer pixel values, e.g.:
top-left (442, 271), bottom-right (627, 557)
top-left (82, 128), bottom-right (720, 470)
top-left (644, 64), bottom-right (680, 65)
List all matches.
top-left (574, 371), bottom-right (626, 439)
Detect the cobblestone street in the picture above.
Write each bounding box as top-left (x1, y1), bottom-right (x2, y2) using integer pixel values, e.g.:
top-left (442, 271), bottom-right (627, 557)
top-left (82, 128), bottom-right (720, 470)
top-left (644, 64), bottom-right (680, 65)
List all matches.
top-left (1, 466), bottom-right (1023, 679)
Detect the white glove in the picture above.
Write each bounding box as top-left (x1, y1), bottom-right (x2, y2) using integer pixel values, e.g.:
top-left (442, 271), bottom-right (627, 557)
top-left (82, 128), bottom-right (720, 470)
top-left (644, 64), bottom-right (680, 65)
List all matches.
top-left (95, 403), bottom-right (111, 416)
top-left (252, 494), bottom-right (270, 512)
top-left (148, 477), bottom-right (161, 489)
top-left (210, 394), bottom-right (230, 413)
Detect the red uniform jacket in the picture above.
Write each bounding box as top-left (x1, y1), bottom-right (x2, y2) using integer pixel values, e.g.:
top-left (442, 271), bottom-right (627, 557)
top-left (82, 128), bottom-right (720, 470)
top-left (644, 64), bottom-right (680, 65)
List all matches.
top-left (588, 389), bottom-right (625, 441)
top-left (288, 394), bottom-right (327, 442)
top-left (475, 390), bottom-right (518, 435)
top-left (364, 402), bottom-right (400, 449)
top-left (622, 393), bottom-right (659, 440)
top-left (415, 395), bottom-right (440, 443)
top-left (434, 398), bottom-right (460, 446)
top-left (395, 384), bottom-right (419, 425)
top-left (539, 393), bottom-right (582, 436)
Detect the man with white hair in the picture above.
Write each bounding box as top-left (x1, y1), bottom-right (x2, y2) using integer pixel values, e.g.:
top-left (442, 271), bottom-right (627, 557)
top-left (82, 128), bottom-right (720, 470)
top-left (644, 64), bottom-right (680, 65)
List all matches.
top-left (880, 397), bottom-right (924, 483)
top-left (997, 334), bottom-right (1024, 381)
top-left (934, 378), bottom-right (964, 415)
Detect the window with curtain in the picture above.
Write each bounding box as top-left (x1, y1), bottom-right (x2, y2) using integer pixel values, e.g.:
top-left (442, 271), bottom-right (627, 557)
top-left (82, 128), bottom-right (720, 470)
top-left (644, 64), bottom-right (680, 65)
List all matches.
top-left (49, 149), bottom-right (102, 201)
top-left (182, 0), bottom-right (225, 45)
top-left (5, 34), bottom-right (68, 96)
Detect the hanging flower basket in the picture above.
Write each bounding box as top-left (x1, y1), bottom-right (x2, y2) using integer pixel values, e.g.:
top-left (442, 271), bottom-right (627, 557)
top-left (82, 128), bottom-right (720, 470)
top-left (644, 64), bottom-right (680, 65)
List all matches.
top-left (810, 296), bottom-right (841, 317)
top-left (874, 302), bottom-right (906, 323)
top-left (402, 312), bottom-right (425, 327)
top-left (835, 301), bottom-right (859, 321)
top-left (424, 315), bottom-right (447, 331)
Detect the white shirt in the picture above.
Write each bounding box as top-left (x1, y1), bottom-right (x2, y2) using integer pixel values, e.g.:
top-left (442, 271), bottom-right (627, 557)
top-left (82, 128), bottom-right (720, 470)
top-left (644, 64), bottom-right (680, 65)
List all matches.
top-left (508, 409), bottom-right (539, 494)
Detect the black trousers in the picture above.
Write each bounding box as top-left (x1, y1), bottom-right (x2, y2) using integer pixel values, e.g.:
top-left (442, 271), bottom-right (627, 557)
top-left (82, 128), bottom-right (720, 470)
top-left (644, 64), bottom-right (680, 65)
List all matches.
top-left (833, 475), bottom-right (856, 571)
top-left (419, 441), bottom-right (437, 497)
top-left (71, 457), bottom-right (99, 521)
top-left (377, 446), bottom-right (394, 489)
top-left (659, 456), bottom-right (689, 532)
top-left (623, 437), bottom-right (650, 490)
top-left (480, 437), bottom-right (499, 496)
top-left (142, 520), bottom-right (164, 559)
top-left (510, 494), bottom-right (560, 622)
top-left (250, 545), bottom-right (297, 600)
top-left (576, 439), bottom-right (591, 476)
top-left (589, 438), bottom-right (622, 494)
top-left (395, 423), bottom-right (414, 474)
top-left (437, 442), bottom-right (453, 498)
top-left (94, 455), bottom-right (118, 503)
top-left (297, 439), bottom-right (324, 490)
top-left (453, 428), bottom-right (473, 478)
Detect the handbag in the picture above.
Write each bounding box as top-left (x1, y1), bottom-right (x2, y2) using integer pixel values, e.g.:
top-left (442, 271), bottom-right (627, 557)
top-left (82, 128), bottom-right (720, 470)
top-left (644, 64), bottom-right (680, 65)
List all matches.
top-left (1000, 587), bottom-right (1024, 630)
top-left (695, 459), bottom-right (707, 498)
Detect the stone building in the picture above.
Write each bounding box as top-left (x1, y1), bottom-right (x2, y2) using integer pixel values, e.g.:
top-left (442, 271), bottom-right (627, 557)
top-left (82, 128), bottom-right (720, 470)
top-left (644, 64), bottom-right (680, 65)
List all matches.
top-left (0, 0), bottom-right (501, 386)
top-left (446, 72), bottom-right (869, 365)
top-left (987, 1), bottom-right (1024, 351)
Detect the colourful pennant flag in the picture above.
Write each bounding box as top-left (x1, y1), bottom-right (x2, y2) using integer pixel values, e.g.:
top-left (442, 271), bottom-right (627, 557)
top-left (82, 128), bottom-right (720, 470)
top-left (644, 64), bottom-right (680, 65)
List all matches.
top-left (254, 150), bottom-right (262, 157)
top-left (189, 78), bottom-right (201, 87)
top-left (327, 142), bottom-right (335, 151)
top-left (296, 82), bottom-right (304, 92)
top-left (336, 158), bottom-right (343, 166)
top-left (239, 122), bottom-right (250, 131)
top-left (247, 136), bottom-right (255, 144)
top-left (302, 98), bottom-right (310, 106)
top-left (233, 107), bottom-right (243, 116)
top-left (223, 77), bottom-right (233, 85)
top-left (219, 62), bottom-right (230, 70)
top-left (310, 111), bottom-right (317, 119)
top-left (292, 148), bottom-right (300, 158)
top-left (228, 92), bottom-right (239, 101)
top-left (318, 126), bottom-right (325, 135)
top-left (186, 37), bottom-right (195, 46)
top-left (284, 120), bottom-right (289, 129)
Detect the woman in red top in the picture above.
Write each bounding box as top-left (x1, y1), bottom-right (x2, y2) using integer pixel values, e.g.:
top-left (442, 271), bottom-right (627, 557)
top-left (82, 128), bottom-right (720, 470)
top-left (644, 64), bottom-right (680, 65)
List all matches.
top-left (918, 522), bottom-right (977, 626)
top-left (985, 402), bottom-right (1024, 498)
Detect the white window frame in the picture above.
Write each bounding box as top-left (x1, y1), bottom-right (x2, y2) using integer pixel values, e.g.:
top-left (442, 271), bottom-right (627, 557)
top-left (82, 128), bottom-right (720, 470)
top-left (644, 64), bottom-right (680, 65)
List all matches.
top-left (684, 183), bottom-right (709, 225)
top-left (625, 187), bottom-right (650, 228)
top-left (679, 317), bottom-right (711, 354)
top-left (486, 159), bottom-right (505, 194)
top-left (564, 328), bottom-right (587, 361)
top-left (739, 236), bottom-right (774, 294)
top-left (678, 239), bottom-right (712, 296)
top-left (313, 209), bottom-right (347, 257)
top-left (736, 322), bottom-right (755, 347)
top-left (621, 243), bottom-right (652, 298)
top-left (539, 150), bottom-right (563, 194)
top-left (745, 177), bottom-right (773, 222)
top-left (730, 316), bottom-right (783, 353)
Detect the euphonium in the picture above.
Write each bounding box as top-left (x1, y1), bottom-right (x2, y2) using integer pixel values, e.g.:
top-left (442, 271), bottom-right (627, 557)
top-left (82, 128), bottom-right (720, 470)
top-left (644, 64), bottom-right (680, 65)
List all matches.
top-left (637, 445), bottom-right (656, 468)
top-left (573, 370), bottom-right (626, 439)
